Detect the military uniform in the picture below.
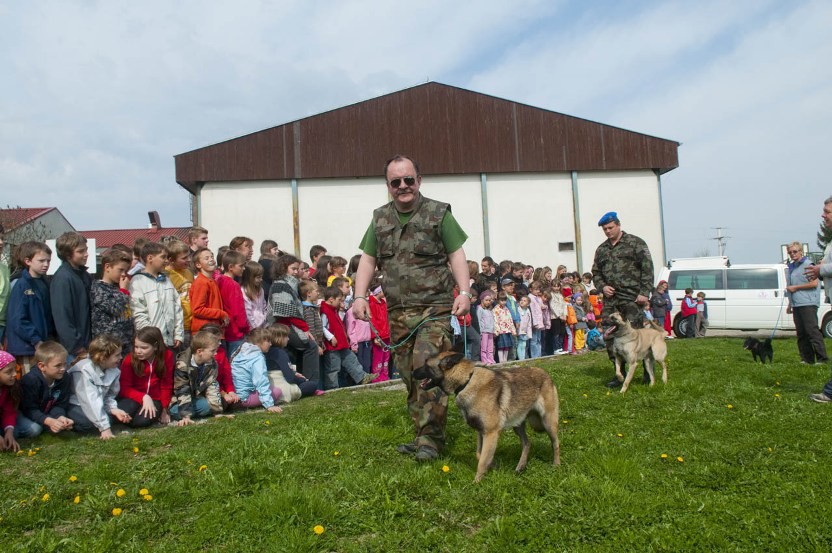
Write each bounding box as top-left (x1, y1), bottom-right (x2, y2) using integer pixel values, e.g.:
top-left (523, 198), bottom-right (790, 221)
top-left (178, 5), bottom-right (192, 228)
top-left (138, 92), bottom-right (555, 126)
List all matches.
top-left (370, 195), bottom-right (461, 452)
top-left (592, 232), bottom-right (655, 366)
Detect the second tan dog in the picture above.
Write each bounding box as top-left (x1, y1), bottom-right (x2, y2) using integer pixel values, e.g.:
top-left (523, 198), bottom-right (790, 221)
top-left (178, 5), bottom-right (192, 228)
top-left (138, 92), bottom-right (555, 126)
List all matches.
top-left (604, 312), bottom-right (669, 394)
top-left (412, 352), bottom-right (560, 482)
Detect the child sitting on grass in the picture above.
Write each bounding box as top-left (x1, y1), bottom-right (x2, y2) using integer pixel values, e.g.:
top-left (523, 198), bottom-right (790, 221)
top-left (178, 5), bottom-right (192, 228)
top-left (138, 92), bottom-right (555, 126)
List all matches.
top-left (586, 320), bottom-right (606, 351)
top-left (171, 330), bottom-right (224, 426)
top-left (67, 334), bottom-right (131, 440)
top-left (265, 324), bottom-right (322, 402)
top-left (230, 328), bottom-right (283, 413)
top-left (118, 327), bottom-right (175, 427)
top-left (200, 324), bottom-right (240, 409)
top-left (0, 351), bottom-right (21, 452)
top-left (17, 341), bottom-right (73, 438)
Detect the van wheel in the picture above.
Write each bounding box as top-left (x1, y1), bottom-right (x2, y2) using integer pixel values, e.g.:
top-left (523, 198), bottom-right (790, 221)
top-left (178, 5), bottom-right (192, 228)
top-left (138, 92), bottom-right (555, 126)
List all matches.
top-left (673, 315), bottom-right (692, 338)
top-left (823, 313), bottom-right (832, 339)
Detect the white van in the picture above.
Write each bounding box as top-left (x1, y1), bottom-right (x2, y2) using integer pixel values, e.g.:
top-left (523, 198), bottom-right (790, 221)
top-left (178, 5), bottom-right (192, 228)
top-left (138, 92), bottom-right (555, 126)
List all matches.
top-left (656, 256), bottom-right (832, 338)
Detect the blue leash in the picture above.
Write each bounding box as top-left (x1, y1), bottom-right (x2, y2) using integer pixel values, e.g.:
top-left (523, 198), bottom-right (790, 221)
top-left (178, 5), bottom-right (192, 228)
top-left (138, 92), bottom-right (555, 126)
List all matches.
top-left (769, 290), bottom-right (788, 340)
top-left (368, 314), bottom-right (468, 357)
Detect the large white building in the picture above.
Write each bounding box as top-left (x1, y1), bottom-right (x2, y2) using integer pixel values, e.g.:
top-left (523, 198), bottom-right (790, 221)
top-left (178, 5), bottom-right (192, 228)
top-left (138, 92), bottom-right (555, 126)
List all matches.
top-left (175, 83), bottom-right (679, 273)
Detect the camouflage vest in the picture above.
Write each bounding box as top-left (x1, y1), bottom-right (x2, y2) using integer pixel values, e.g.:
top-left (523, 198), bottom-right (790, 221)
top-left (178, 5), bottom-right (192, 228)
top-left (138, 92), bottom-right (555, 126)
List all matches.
top-left (373, 194), bottom-right (455, 310)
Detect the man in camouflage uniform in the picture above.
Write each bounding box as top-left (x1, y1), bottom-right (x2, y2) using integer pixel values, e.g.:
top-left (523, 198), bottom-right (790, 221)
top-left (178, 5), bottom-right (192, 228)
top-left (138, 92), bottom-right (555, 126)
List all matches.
top-left (591, 212), bottom-right (655, 388)
top-left (352, 154), bottom-right (472, 462)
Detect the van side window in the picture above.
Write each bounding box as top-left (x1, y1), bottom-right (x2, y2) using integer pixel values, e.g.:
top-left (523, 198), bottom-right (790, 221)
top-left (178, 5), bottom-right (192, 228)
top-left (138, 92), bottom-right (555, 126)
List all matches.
top-left (668, 270), bottom-right (724, 290)
top-left (726, 269), bottom-right (779, 290)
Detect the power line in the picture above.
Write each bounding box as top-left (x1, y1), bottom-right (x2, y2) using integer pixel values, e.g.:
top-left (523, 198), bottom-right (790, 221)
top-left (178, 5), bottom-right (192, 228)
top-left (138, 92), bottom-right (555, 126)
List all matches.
top-left (711, 227), bottom-right (730, 256)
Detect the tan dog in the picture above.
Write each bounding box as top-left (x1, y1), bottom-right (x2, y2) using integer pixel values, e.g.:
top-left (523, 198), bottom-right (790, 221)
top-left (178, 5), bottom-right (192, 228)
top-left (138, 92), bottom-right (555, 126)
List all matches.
top-left (604, 312), bottom-right (668, 393)
top-left (412, 352), bottom-right (560, 482)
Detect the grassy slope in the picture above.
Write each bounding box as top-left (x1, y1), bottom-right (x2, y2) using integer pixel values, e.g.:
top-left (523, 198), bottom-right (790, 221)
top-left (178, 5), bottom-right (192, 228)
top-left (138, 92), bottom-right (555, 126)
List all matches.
top-left (2, 337), bottom-right (832, 552)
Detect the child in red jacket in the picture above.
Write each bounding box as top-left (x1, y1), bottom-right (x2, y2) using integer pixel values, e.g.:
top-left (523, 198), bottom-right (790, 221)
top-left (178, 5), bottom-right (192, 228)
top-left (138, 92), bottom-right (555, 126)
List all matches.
top-left (319, 286), bottom-right (374, 390)
top-left (216, 250), bottom-right (250, 356)
top-left (118, 326), bottom-right (175, 427)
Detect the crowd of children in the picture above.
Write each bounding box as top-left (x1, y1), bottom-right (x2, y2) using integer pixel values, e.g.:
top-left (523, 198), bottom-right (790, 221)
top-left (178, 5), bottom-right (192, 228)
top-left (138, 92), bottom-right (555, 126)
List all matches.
top-left (459, 259), bottom-right (608, 363)
top-left (0, 230), bottom-right (390, 451)
top-left (0, 227), bottom-right (711, 451)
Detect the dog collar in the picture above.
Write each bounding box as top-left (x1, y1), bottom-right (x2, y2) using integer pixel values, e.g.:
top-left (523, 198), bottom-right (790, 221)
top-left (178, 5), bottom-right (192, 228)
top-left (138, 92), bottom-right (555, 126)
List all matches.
top-left (454, 374), bottom-right (474, 395)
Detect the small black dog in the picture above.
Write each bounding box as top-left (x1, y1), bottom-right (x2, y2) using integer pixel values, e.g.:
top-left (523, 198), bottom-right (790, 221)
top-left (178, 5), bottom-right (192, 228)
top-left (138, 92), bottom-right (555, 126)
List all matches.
top-left (743, 337), bottom-right (773, 364)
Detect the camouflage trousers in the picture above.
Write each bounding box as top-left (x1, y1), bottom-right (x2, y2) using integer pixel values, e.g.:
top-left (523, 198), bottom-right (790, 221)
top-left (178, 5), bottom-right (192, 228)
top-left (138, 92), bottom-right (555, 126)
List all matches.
top-left (388, 306), bottom-right (452, 452)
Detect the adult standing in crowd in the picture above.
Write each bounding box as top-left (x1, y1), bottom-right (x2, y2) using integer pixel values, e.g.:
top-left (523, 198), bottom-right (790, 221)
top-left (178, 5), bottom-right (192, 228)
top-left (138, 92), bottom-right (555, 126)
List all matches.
top-left (352, 154), bottom-right (472, 462)
top-left (785, 241), bottom-right (828, 366)
top-left (591, 211), bottom-right (655, 388)
top-left (807, 197), bottom-right (832, 403)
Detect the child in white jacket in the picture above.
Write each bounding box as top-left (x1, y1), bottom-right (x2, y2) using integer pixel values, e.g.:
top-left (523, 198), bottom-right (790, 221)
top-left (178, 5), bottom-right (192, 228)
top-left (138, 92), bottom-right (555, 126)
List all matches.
top-left (67, 335), bottom-right (132, 439)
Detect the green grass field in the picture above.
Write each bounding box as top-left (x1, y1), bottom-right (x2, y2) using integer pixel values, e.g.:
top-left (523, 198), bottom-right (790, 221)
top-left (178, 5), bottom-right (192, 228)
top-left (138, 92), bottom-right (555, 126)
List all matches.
top-left (2, 337), bottom-right (832, 552)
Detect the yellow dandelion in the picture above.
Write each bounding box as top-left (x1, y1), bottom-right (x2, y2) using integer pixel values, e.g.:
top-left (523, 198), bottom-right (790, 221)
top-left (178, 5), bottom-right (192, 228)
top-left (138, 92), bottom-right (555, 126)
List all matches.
top-left (139, 488), bottom-right (149, 496)
top-left (41, 493), bottom-right (50, 502)
top-left (116, 489), bottom-right (126, 498)
top-left (563, 419), bottom-right (569, 424)
top-left (112, 508), bottom-right (123, 517)
top-left (660, 453), bottom-right (668, 459)
top-left (582, 393), bottom-right (588, 398)
top-left (39, 485), bottom-right (46, 492)
top-left (442, 465), bottom-right (450, 473)
top-left (775, 381), bottom-right (780, 386)
top-left (34, 447), bottom-right (41, 451)
top-left (333, 451), bottom-right (340, 457)
top-left (727, 404), bottom-right (733, 409)
top-left (774, 393), bottom-right (780, 398)
top-left (198, 465), bottom-right (208, 472)
top-left (264, 420), bottom-right (271, 426)
top-left (73, 495), bottom-right (81, 504)
top-left (68, 475), bottom-right (78, 482)
top-left (16, 450), bottom-right (25, 456)
top-left (110, 482), bottom-right (118, 486)
top-left (677, 456), bottom-right (684, 463)
top-left (768, 447), bottom-right (773, 452)
top-left (606, 391), bottom-right (611, 396)
top-left (617, 433), bottom-right (623, 438)
top-left (313, 525), bottom-right (325, 535)
top-left (27, 449), bottom-right (36, 457)
top-left (133, 447), bottom-right (139, 454)
top-left (143, 494), bottom-right (153, 501)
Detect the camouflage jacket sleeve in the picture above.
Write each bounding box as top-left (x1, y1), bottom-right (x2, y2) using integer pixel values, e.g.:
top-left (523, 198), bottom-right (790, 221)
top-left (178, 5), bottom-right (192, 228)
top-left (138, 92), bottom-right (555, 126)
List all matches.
top-left (635, 236), bottom-right (655, 298)
top-left (173, 358), bottom-right (194, 418)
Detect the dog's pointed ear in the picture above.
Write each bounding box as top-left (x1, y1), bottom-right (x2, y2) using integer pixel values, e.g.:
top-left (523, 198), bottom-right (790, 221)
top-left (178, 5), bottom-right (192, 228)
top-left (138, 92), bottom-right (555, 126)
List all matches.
top-left (439, 352), bottom-right (465, 370)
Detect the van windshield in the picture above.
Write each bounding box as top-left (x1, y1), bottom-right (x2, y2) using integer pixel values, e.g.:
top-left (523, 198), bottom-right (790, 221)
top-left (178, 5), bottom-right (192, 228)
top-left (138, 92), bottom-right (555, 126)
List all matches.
top-left (668, 269), bottom-right (723, 290)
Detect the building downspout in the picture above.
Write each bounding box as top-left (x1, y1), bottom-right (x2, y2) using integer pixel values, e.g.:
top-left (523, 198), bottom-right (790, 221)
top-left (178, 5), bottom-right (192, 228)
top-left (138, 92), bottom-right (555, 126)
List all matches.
top-left (480, 173), bottom-right (490, 256)
top-left (571, 171), bottom-right (582, 272)
top-left (291, 178), bottom-right (300, 258)
top-left (656, 170), bottom-right (667, 266)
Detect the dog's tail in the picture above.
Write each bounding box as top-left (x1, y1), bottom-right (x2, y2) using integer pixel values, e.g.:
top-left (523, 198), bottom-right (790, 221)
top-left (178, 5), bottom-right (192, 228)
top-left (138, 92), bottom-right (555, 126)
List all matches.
top-left (647, 320), bottom-right (665, 333)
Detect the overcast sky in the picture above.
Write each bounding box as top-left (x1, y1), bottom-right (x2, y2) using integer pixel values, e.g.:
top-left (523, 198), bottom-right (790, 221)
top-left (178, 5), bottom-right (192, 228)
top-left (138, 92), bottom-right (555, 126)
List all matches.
top-left (2, 0), bottom-right (830, 263)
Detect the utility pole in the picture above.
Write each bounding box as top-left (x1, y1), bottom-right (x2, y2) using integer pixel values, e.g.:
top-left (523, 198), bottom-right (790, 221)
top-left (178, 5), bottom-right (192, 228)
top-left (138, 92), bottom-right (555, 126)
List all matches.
top-left (711, 227), bottom-right (730, 256)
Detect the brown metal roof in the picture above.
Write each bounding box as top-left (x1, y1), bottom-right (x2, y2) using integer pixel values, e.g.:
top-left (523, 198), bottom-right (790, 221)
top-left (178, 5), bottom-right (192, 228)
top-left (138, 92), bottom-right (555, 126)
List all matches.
top-left (175, 82), bottom-right (679, 193)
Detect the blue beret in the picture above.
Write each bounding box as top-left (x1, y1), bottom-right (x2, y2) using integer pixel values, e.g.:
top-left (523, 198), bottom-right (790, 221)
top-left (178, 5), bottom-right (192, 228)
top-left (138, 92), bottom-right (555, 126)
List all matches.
top-left (598, 211), bottom-right (618, 226)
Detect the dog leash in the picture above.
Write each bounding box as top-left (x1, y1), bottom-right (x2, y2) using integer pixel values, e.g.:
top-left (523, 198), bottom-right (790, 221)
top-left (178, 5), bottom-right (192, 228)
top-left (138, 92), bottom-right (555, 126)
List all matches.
top-left (769, 290), bottom-right (788, 341)
top-left (368, 314), bottom-right (468, 357)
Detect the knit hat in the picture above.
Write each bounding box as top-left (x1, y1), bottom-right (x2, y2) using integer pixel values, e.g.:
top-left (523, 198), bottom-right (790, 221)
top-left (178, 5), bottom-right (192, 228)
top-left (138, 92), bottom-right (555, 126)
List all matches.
top-left (572, 293), bottom-right (583, 304)
top-left (0, 350), bottom-right (15, 369)
top-left (479, 290), bottom-right (495, 303)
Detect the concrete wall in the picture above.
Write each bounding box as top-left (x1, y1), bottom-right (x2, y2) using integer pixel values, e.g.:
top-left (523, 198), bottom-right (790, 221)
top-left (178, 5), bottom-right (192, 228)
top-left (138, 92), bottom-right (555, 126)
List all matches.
top-left (576, 170), bottom-right (665, 279)
top-left (198, 169), bottom-right (664, 278)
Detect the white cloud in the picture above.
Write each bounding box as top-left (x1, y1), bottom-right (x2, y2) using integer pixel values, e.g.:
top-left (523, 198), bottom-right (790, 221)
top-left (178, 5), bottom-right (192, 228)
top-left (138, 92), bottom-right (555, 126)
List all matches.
top-left (1, 0), bottom-right (829, 262)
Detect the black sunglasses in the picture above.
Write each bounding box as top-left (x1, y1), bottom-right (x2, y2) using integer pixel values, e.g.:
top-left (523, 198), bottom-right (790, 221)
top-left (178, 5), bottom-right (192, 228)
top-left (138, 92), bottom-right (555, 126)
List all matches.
top-left (388, 176), bottom-right (417, 187)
